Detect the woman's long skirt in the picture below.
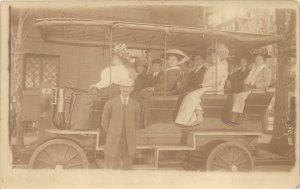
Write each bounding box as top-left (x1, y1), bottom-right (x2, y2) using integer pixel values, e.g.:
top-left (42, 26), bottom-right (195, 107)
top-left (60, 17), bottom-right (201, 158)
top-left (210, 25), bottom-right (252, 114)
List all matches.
top-left (175, 87), bottom-right (212, 126)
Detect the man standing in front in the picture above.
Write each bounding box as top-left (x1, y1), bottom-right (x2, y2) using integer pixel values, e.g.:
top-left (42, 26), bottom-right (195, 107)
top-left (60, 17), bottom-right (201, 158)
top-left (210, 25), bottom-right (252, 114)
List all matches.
top-left (101, 79), bottom-right (141, 170)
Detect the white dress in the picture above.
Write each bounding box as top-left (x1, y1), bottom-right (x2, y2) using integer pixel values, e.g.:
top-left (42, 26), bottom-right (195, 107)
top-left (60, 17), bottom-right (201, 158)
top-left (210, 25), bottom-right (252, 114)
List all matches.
top-left (175, 60), bottom-right (228, 126)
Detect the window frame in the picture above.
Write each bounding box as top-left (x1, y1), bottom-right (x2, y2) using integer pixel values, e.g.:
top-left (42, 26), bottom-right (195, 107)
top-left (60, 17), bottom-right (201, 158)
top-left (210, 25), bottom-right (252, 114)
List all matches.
top-left (22, 53), bottom-right (60, 90)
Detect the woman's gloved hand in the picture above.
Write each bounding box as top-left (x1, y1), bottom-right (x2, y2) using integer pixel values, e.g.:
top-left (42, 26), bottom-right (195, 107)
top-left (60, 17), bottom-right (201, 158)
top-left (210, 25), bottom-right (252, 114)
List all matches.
top-left (89, 85), bottom-right (98, 94)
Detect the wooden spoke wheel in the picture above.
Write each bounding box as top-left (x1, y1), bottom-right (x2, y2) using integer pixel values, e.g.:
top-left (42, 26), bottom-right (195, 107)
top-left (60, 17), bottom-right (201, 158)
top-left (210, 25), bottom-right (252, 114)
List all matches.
top-left (206, 142), bottom-right (253, 172)
top-left (28, 139), bottom-right (89, 169)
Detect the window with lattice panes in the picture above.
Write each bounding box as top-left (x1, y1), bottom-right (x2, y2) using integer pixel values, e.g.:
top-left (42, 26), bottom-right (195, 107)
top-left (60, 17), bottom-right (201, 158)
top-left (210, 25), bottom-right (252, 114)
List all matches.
top-left (23, 54), bottom-right (59, 89)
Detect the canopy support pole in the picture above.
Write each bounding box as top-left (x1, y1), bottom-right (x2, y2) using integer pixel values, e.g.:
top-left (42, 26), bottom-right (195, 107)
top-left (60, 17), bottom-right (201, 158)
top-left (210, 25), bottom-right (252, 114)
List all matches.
top-left (109, 27), bottom-right (113, 99)
top-left (164, 34), bottom-right (167, 97)
top-left (215, 37), bottom-right (218, 92)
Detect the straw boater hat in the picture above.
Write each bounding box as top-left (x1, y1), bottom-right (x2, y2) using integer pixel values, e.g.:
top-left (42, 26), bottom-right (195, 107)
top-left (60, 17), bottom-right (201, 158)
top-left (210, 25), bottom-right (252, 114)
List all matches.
top-left (118, 79), bottom-right (135, 87)
top-left (160, 49), bottom-right (189, 65)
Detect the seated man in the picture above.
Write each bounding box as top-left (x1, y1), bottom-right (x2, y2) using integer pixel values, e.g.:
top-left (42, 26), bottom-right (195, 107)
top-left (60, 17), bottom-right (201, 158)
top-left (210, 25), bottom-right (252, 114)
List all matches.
top-left (186, 53), bottom-right (209, 91)
top-left (147, 58), bottom-right (163, 87)
top-left (224, 52), bottom-right (272, 125)
top-left (225, 57), bottom-right (250, 94)
top-left (222, 56), bottom-right (250, 125)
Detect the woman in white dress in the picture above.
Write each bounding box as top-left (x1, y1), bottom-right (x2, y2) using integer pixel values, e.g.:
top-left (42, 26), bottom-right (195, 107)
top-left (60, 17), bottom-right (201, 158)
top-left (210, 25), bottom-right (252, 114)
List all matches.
top-left (175, 49), bottom-right (228, 126)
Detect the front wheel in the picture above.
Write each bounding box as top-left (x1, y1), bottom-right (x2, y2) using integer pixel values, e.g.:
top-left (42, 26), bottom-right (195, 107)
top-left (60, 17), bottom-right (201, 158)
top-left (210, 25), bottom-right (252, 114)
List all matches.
top-left (206, 142), bottom-right (254, 172)
top-left (28, 139), bottom-right (89, 169)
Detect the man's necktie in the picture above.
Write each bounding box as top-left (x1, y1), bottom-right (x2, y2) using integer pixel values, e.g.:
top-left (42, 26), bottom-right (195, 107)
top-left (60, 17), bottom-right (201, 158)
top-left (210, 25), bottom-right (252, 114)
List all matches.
top-left (122, 98), bottom-right (127, 110)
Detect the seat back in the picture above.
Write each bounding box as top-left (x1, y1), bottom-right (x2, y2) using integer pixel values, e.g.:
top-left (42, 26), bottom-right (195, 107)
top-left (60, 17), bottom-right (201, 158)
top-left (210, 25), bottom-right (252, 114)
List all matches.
top-left (148, 92), bottom-right (274, 125)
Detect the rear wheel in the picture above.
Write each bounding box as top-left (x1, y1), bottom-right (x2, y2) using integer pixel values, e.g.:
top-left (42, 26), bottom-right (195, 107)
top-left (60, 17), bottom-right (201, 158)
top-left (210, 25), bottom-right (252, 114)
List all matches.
top-left (206, 142), bottom-right (253, 171)
top-left (28, 139), bottom-right (89, 169)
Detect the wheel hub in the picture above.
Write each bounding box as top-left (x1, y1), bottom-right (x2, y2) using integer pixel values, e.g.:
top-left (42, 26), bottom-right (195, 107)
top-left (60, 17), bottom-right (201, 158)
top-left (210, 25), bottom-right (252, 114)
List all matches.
top-left (230, 164), bottom-right (238, 171)
top-left (55, 164), bottom-right (64, 170)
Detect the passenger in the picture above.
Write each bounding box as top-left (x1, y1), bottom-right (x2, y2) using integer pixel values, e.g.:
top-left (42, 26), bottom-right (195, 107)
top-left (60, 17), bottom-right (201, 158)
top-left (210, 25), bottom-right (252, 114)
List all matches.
top-left (186, 53), bottom-right (208, 91)
top-left (131, 58), bottom-right (162, 128)
top-left (175, 49), bottom-right (228, 126)
top-left (133, 58), bottom-right (149, 91)
top-left (70, 44), bottom-right (132, 131)
top-left (90, 43), bottom-right (133, 97)
top-left (224, 52), bottom-right (272, 125)
top-left (172, 52), bottom-right (208, 120)
top-left (222, 57), bottom-right (251, 125)
top-left (174, 59), bottom-right (190, 94)
top-left (147, 58), bottom-right (163, 87)
top-left (145, 49), bottom-right (189, 96)
top-left (225, 57), bottom-right (250, 94)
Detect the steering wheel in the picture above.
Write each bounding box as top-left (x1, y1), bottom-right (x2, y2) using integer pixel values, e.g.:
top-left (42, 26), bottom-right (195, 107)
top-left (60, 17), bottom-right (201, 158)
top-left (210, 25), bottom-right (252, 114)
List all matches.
top-left (64, 86), bottom-right (88, 94)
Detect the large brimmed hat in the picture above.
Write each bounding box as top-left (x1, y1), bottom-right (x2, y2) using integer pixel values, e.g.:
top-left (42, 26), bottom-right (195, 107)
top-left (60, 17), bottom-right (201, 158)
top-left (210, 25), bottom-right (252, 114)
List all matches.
top-left (160, 49), bottom-right (189, 65)
top-left (118, 79), bottom-right (134, 87)
top-left (250, 48), bottom-right (272, 59)
top-left (113, 43), bottom-right (131, 61)
top-left (160, 49), bottom-right (187, 60)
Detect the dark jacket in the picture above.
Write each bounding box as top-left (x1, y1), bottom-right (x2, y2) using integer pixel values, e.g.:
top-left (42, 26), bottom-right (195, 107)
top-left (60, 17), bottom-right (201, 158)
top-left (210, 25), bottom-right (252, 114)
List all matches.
top-left (227, 68), bottom-right (250, 93)
top-left (101, 96), bottom-right (141, 157)
top-left (134, 73), bottom-right (148, 91)
top-left (187, 65), bottom-right (207, 91)
top-left (154, 68), bottom-right (181, 95)
top-left (147, 71), bottom-right (163, 87)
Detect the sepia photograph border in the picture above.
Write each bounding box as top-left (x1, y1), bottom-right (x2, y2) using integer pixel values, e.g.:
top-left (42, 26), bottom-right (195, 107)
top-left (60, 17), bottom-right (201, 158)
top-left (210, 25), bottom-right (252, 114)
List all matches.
top-left (1, 1), bottom-right (299, 189)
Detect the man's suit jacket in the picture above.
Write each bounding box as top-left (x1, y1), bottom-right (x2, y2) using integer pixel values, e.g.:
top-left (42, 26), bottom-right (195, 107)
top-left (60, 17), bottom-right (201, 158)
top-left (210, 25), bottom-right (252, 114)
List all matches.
top-left (101, 96), bottom-right (141, 157)
top-left (254, 66), bottom-right (272, 89)
top-left (147, 71), bottom-right (163, 87)
top-left (154, 68), bottom-right (181, 93)
top-left (188, 66), bottom-right (207, 91)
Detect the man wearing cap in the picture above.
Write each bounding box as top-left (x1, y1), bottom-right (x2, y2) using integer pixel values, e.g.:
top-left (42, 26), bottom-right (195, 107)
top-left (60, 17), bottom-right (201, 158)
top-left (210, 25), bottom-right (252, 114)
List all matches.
top-left (101, 79), bottom-right (141, 169)
top-left (226, 52), bottom-right (272, 125)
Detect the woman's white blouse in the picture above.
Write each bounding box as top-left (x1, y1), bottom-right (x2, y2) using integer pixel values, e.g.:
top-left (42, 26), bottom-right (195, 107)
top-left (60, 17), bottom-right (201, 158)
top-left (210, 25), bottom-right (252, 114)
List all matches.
top-left (201, 60), bottom-right (228, 90)
top-left (94, 65), bottom-right (130, 89)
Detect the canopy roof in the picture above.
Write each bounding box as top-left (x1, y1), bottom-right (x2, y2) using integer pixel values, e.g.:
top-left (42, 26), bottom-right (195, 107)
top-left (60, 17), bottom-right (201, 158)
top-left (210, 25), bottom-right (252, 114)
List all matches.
top-left (34, 18), bottom-right (281, 53)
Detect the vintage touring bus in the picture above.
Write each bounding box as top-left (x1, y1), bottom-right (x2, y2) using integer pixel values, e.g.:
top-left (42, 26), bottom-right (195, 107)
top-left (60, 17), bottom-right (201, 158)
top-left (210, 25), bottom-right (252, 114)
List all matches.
top-left (16, 18), bottom-right (287, 171)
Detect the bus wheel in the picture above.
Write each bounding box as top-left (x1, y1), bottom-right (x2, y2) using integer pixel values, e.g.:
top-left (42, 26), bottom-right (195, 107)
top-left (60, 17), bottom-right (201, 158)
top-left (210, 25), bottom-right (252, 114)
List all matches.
top-left (28, 139), bottom-right (89, 169)
top-left (206, 142), bottom-right (253, 172)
